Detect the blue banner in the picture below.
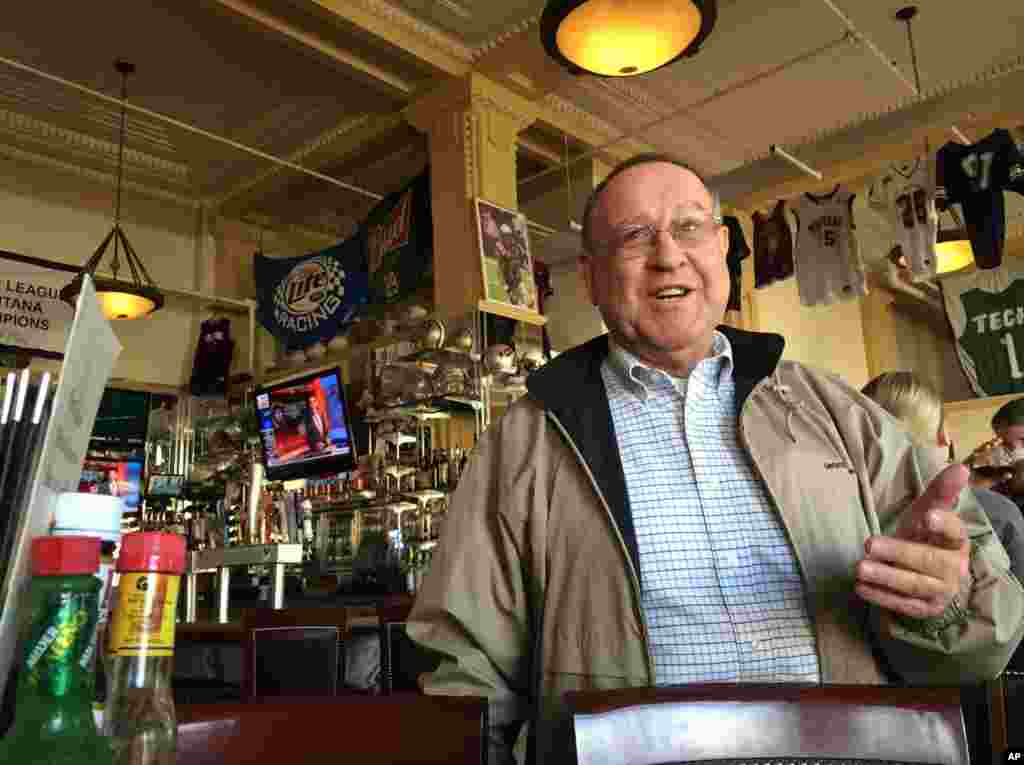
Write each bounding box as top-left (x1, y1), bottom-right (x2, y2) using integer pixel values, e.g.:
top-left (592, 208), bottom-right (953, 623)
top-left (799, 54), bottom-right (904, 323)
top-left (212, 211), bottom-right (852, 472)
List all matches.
top-left (254, 235), bottom-right (369, 350)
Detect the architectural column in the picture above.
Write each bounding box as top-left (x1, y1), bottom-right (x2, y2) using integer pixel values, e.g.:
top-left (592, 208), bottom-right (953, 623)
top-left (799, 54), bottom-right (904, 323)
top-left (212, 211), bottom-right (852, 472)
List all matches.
top-left (404, 73), bottom-right (539, 320)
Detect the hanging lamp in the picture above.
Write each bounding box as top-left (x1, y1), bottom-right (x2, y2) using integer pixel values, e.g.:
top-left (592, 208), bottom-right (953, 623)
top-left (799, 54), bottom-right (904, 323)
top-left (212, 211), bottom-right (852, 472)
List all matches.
top-left (540, 0), bottom-right (717, 78)
top-left (935, 206), bottom-right (974, 275)
top-left (894, 5), bottom-right (975, 276)
top-left (60, 60), bottom-right (164, 320)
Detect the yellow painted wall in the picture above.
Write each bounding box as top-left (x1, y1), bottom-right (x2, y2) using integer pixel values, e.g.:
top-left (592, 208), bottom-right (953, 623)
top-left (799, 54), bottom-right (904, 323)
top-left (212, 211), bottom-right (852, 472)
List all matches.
top-left (543, 260), bottom-right (606, 352)
top-left (944, 393), bottom-right (1022, 461)
top-left (752, 276), bottom-right (870, 389)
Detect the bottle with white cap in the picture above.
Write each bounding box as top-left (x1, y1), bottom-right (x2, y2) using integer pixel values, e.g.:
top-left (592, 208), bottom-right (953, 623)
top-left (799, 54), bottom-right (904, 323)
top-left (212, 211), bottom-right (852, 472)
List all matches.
top-left (51, 492), bottom-right (124, 730)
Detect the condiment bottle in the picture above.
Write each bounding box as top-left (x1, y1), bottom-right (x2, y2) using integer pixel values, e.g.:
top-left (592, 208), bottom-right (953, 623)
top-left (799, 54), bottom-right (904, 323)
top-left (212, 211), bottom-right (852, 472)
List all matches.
top-left (51, 492), bottom-right (124, 730)
top-left (0, 535), bottom-right (113, 764)
top-left (102, 532), bottom-right (185, 765)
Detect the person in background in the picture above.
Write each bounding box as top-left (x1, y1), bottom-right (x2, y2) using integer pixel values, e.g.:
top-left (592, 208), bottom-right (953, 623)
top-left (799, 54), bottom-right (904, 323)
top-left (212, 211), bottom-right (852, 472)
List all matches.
top-left (408, 153), bottom-right (1024, 765)
top-left (968, 398), bottom-right (1024, 505)
top-left (862, 372), bottom-right (1024, 582)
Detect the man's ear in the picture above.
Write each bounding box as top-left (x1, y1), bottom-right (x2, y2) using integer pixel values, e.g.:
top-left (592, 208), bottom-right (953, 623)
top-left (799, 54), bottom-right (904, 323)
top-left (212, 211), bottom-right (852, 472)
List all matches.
top-left (718, 221), bottom-right (730, 259)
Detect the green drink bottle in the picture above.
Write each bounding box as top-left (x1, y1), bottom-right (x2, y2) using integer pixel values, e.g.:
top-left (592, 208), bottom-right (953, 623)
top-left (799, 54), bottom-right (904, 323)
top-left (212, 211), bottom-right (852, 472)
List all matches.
top-left (0, 535), bottom-right (114, 764)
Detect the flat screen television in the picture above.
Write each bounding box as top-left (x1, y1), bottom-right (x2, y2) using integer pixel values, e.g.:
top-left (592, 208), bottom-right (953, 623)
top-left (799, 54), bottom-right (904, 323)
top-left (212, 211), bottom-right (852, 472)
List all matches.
top-left (79, 457), bottom-right (144, 513)
top-left (255, 366), bottom-right (357, 481)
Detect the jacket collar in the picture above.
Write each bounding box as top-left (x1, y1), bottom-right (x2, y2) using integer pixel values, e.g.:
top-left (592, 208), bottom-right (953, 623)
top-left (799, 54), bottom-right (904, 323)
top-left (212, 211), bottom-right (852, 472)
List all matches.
top-left (525, 325), bottom-right (786, 589)
top-left (526, 325), bottom-right (785, 416)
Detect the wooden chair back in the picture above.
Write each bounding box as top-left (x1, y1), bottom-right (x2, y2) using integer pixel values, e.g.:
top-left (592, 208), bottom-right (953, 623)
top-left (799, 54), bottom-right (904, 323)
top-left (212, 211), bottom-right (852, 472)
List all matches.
top-left (377, 599), bottom-right (442, 694)
top-left (567, 684), bottom-right (968, 765)
top-left (176, 694), bottom-right (488, 764)
top-left (241, 607), bottom-right (348, 700)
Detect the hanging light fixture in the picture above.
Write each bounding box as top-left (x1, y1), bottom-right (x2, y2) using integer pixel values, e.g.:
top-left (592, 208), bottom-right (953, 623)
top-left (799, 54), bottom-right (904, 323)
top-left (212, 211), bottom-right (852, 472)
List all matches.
top-left (893, 5), bottom-right (975, 277)
top-left (935, 206), bottom-right (975, 276)
top-left (60, 60), bottom-right (163, 320)
top-left (540, 0), bottom-right (717, 78)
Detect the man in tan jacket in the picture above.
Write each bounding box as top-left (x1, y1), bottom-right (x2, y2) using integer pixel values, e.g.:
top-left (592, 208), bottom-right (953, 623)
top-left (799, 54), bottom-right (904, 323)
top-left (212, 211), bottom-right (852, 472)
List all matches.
top-left (408, 154), bottom-right (1024, 764)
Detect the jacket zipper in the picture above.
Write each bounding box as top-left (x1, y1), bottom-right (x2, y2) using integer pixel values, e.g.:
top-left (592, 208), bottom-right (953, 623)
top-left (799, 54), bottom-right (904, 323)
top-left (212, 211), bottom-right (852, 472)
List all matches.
top-left (545, 411), bottom-right (655, 683)
top-left (736, 379), bottom-right (825, 681)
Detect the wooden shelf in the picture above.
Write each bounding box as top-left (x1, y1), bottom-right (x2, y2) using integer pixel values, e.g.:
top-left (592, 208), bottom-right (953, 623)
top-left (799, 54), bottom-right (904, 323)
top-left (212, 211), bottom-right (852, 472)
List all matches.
top-left (478, 299), bottom-right (547, 326)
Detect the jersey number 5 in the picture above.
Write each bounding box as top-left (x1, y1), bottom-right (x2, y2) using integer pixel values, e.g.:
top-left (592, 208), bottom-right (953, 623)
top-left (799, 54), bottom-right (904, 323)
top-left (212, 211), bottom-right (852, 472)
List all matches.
top-left (1000, 333), bottom-right (1024, 380)
top-left (895, 189), bottom-right (928, 229)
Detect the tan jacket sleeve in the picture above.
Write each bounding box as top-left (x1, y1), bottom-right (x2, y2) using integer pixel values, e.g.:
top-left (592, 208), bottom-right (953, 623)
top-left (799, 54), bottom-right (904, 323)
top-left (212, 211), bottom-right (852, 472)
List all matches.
top-left (848, 386), bottom-right (1024, 683)
top-left (406, 420), bottom-right (536, 765)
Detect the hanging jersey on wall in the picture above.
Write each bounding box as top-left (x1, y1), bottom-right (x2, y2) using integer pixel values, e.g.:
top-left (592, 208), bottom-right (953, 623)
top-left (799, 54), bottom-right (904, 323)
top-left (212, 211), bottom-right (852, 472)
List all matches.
top-left (868, 156), bottom-right (938, 282)
top-left (753, 201), bottom-right (794, 289)
top-left (723, 215), bottom-right (751, 312)
top-left (936, 129), bottom-right (1022, 270)
top-left (189, 318), bottom-right (235, 397)
top-left (943, 259), bottom-right (1024, 397)
top-left (792, 186), bottom-right (866, 306)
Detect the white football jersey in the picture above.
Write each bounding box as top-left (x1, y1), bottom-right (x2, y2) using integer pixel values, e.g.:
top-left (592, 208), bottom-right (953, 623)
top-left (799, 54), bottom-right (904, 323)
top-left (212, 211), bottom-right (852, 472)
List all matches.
top-left (868, 156), bottom-right (939, 282)
top-left (793, 186), bottom-right (866, 307)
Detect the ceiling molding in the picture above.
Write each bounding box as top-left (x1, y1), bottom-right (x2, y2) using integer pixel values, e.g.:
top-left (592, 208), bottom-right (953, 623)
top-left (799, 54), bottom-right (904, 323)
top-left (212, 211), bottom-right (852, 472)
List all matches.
top-left (309, 0), bottom-right (472, 77)
top-left (784, 54), bottom-right (1024, 156)
top-left (0, 107), bottom-right (190, 183)
top-left (213, 0), bottom-right (416, 95)
top-left (471, 15), bottom-right (540, 60)
top-left (583, 79), bottom-right (676, 120)
top-left (211, 112), bottom-right (380, 206)
top-left (0, 139), bottom-right (198, 209)
top-left (540, 94), bottom-right (652, 162)
top-left (713, 55), bottom-right (1024, 210)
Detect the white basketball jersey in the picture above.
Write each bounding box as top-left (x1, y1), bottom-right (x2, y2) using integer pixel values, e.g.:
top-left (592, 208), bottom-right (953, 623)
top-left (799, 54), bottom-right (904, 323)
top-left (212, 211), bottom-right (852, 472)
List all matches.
top-left (868, 156), bottom-right (939, 282)
top-left (793, 187), bottom-right (866, 307)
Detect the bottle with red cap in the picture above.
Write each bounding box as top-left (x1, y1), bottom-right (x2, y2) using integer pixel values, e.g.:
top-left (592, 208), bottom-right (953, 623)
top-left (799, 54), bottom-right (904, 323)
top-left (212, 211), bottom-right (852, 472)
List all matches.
top-left (0, 535), bottom-right (114, 764)
top-left (102, 532), bottom-right (185, 765)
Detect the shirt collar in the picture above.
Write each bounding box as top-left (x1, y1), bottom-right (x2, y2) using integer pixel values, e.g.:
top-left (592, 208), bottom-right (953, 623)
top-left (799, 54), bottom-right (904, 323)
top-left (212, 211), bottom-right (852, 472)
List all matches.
top-left (606, 331), bottom-right (734, 401)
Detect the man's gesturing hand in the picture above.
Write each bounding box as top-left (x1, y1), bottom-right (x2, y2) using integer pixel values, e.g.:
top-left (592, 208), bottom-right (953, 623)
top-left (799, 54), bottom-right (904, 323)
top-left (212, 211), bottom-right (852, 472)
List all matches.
top-left (855, 463), bottom-right (971, 619)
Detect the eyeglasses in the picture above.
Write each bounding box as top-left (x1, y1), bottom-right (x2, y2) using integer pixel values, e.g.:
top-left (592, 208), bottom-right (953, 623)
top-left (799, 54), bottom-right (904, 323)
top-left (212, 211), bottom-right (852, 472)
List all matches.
top-left (602, 214), bottom-right (723, 258)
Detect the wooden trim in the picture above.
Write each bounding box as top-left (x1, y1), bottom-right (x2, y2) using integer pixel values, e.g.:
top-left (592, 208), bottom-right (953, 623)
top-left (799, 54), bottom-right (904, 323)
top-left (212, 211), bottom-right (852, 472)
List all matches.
top-left (478, 299), bottom-right (547, 326)
top-left (567, 683), bottom-right (962, 713)
top-left (988, 676), bottom-right (1008, 765)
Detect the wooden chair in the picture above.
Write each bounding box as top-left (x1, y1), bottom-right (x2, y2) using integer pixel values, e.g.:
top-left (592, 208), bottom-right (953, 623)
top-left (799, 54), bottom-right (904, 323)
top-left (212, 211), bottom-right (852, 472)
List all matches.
top-left (567, 684), bottom-right (968, 765)
top-left (240, 607), bottom-right (348, 700)
top-left (176, 694), bottom-right (488, 764)
top-left (377, 598), bottom-right (442, 694)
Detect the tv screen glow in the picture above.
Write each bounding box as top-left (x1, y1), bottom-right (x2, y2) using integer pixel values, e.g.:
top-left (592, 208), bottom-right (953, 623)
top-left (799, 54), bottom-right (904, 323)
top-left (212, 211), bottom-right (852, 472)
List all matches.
top-left (255, 367), bottom-right (356, 481)
top-left (79, 458), bottom-right (143, 512)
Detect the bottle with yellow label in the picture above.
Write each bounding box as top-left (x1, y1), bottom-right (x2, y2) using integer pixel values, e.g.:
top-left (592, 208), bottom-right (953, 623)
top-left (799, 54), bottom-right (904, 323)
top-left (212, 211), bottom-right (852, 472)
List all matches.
top-left (102, 532), bottom-right (185, 765)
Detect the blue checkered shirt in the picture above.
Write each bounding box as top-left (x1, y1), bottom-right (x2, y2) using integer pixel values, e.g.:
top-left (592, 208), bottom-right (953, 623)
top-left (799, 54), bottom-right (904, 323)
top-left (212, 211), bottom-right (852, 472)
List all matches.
top-left (602, 332), bottom-right (820, 684)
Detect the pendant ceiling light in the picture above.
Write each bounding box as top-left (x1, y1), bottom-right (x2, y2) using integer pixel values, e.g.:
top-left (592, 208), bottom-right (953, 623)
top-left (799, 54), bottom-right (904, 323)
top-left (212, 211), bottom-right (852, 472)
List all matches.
top-left (893, 5), bottom-right (975, 277)
top-left (540, 0), bottom-right (717, 77)
top-left (60, 60), bottom-right (163, 321)
top-left (935, 209), bottom-right (974, 276)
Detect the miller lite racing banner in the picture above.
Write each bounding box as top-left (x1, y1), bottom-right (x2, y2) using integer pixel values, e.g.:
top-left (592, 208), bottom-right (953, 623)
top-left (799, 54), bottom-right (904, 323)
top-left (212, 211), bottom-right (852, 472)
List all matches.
top-left (254, 235), bottom-right (369, 349)
top-left (0, 252), bottom-right (77, 358)
top-left (364, 169), bottom-right (432, 307)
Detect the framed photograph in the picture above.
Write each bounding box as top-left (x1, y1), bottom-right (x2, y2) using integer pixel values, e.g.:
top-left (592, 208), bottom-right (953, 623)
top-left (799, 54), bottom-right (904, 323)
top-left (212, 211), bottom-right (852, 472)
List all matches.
top-left (475, 198), bottom-right (539, 313)
top-left (147, 473), bottom-right (184, 497)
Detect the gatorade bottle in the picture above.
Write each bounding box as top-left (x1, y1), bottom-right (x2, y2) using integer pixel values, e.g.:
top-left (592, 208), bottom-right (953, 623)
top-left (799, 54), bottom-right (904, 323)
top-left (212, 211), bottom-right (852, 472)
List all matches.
top-left (0, 535), bottom-right (114, 764)
top-left (102, 532), bottom-right (185, 765)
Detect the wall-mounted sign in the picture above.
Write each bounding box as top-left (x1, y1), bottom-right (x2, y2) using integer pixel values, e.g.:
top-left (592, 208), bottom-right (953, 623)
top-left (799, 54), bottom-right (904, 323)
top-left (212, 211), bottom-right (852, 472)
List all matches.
top-left (0, 251), bottom-right (78, 358)
top-left (254, 236), bottom-right (369, 350)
